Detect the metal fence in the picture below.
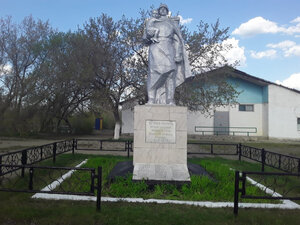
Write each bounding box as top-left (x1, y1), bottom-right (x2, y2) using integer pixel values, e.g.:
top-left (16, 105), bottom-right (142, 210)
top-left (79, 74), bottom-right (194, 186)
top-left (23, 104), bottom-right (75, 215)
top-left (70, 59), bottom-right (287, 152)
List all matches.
top-left (1, 138), bottom-right (300, 212)
top-left (239, 144), bottom-right (300, 173)
top-left (75, 139), bottom-right (133, 158)
top-left (187, 142), bottom-right (239, 155)
top-left (0, 139), bottom-right (75, 176)
top-left (1, 139), bottom-right (300, 175)
top-left (0, 164), bottom-right (103, 210)
top-left (195, 126), bottom-right (257, 136)
top-left (186, 142), bottom-right (300, 174)
top-left (233, 170), bottom-right (300, 215)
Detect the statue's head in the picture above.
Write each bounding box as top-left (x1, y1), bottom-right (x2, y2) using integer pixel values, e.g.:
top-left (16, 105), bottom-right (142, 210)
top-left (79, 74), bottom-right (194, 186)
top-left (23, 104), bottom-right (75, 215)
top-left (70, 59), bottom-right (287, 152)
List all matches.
top-left (158, 4), bottom-right (169, 16)
top-left (151, 9), bottom-right (160, 19)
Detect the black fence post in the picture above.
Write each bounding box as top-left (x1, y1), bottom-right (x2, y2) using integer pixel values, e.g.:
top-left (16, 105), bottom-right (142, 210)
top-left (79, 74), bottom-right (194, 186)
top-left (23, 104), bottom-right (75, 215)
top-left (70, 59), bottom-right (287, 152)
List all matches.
top-left (53, 142), bottom-right (57, 163)
top-left (210, 144), bottom-right (213, 154)
top-left (100, 140), bottom-right (103, 150)
top-left (234, 171), bottom-right (240, 215)
top-left (238, 143), bottom-right (242, 161)
top-left (241, 172), bottom-right (246, 196)
top-left (298, 159), bottom-right (300, 174)
top-left (278, 154), bottom-right (282, 170)
top-left (96, 166), bottom-right (102, 211)
top-left (91, 169), bottom-right (95, 193)
top-left (41, 146), bottom-right (44, 161)
top-left (21, 150), bottom-right (27, 177)
top-left (0, 155), bottom-right (2, 180)
top-left (29, 167), bottom-right (34, 190)
top-left (71, 139), bottom-right (74, 153)
top-left (261, 148), bottom-right (265, 172)
top-left (127, 141), bottom-right (130, 158)
top-left (72, 139), bottom-right (75, 155)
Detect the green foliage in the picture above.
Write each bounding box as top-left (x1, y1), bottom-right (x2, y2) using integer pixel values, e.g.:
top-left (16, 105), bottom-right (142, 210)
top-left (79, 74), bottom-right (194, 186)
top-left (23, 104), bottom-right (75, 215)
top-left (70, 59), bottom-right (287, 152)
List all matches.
top-left (100, 111), bottom-right (115, 129)
top-left (0, 109), bottom-right (41, 136)
top-left (69, 113), bottom-right (95, 134)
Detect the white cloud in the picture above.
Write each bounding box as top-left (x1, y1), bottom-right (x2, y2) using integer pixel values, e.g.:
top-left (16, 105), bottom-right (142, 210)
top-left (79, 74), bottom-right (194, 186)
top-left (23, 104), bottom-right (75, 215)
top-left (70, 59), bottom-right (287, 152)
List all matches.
top-left (232, 16), bottom-right (300, 37)
top-left (267, 40), bottom-right (300, 57)
top-left (221, 38), bottom-right (246, 66)
top-left (232, 17), bottom-right (283, 37)
top-left (250, 49), bottom-right (277, 59)
top-left (178, 15), bottom-right (192, 25)
top-left (189, 38), bottom-right (246, 73)
top-left (267, 40), bottom-right (296, 49)
top-left (284, 45), bottom-right (300, 57)
top-left (275, 73), bottom-right (300, 90)
top-left (291, 17), bottom-right (300, 23)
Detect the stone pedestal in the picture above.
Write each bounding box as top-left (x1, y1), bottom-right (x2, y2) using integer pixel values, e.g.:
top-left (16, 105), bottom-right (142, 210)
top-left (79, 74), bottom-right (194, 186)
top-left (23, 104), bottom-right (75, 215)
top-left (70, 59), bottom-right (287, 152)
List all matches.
top-left (132, 105), bottom-right (190, 182)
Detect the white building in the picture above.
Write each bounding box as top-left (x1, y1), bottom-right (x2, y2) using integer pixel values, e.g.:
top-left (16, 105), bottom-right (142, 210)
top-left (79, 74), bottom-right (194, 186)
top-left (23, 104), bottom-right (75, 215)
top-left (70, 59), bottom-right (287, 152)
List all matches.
top-left (121, 67), bottom-right (300, 140)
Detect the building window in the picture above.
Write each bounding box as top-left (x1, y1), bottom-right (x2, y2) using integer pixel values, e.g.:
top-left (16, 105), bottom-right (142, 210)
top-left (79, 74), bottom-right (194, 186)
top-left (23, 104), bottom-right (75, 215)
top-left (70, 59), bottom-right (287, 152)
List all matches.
top-left (239, 104), bottom-right (254, 112)
top-left (298, 118), bottom-right (300, 131)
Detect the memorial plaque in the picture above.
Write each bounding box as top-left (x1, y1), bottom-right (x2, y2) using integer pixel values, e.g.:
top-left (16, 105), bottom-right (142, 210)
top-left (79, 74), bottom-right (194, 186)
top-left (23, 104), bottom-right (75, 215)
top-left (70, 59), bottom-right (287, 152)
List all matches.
top-left (145, 120), bottom-right (176, 143)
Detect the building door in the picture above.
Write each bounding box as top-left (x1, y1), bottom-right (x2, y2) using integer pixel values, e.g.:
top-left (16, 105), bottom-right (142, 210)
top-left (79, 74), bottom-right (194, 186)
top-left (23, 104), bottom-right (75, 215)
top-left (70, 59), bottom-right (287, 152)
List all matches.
top-left (214, 111), bottom-right (229, 135)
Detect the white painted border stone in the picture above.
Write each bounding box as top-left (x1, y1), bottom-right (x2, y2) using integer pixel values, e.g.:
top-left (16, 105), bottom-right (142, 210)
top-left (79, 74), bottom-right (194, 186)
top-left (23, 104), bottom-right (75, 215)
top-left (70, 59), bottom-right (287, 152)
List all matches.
top-left (32, 161), bottom-right (300, 209)
top-left (32, 194), bottom-right (300, 209)
top-left (32, 159), bottom-right (88, 197)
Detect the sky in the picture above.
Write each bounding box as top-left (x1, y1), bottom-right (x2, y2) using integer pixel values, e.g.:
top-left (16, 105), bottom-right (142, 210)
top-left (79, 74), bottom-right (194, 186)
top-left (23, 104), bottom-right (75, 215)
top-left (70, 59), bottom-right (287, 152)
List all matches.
top-left (1, 0), bottom-right (300, 90)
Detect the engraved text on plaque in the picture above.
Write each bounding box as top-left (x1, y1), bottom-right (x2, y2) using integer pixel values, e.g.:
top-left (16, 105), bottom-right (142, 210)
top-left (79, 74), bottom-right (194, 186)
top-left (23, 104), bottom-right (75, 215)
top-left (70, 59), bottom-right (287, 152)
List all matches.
top-left (145, 120), bottom-right (176, 143)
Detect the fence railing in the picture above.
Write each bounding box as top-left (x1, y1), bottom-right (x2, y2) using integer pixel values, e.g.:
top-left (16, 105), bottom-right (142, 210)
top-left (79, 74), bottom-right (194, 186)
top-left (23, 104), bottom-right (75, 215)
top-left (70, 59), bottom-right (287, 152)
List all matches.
top-left (1, 140), bottom-right (299, 175)
top-left (186, 142), bottom-right (300, 174)
top-left (0, 164), bottom-right (103, 210)
top-left (1, 138), bottom-right (300, 213)
top-left (0, 139), bottom-right (75, 176)
top-left (234, 170), bottom-right (300, 215)
top-left (187, 142), bottom-right (239, 155)
top-left (195, 126), bottom-right (257, 136)
top-left (75, 139), bottom-right (133, 158)
top-left (239, 144), bottom-right (300, 174)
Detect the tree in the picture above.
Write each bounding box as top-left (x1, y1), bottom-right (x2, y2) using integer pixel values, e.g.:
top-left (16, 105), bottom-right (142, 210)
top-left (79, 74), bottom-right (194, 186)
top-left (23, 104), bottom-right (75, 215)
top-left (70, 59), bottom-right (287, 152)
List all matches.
top-left (33, 31), bottom-right (93, 132)
top-left (174, 20), bottom-right (240, 113)
top-left (0, 15), bottom-right (53, 134)
top-left (82, 10), bottom-right (240, 138)
top-left (82, 14), bottom-right (146, 139)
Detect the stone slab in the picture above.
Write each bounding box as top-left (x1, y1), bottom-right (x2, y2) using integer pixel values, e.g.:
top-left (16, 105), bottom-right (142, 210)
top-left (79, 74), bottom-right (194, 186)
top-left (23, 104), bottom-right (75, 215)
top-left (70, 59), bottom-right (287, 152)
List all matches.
top-left (133, 105), bottom-right (190, 182)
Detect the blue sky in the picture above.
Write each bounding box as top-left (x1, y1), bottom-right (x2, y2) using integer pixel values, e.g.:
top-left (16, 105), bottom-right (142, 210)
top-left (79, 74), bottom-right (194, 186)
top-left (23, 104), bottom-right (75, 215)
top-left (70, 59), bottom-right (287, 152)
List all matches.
top-left (1, 0), bottom-right (300, 89)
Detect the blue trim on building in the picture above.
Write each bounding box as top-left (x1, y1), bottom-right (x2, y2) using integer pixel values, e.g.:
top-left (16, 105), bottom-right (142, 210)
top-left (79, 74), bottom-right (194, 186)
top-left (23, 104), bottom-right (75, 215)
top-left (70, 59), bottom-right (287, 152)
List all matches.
top-left (262, 86), bottom-right (268, 103)
top-left (228, 77), bottom-right (268, 104)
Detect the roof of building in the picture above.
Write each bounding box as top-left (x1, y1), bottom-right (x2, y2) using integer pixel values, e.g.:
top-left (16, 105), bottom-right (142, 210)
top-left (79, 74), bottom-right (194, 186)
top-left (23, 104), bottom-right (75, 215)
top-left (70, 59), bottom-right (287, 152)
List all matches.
top-left (187, 66), bottom-right (300, 94)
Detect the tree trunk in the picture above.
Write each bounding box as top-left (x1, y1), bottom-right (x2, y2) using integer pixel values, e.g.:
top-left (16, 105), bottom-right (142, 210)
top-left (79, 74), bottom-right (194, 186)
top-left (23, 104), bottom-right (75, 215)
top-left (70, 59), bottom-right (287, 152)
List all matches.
top-left (113, 120), bottom-right (121, 140)
top-left (113, 110), bottom-right (121, 140)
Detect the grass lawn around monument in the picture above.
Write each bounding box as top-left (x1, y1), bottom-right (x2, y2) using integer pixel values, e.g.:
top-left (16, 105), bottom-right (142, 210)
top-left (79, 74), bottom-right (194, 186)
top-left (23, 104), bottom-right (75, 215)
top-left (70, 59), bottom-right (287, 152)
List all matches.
top-left (77, 155), bottom-right (286, 203)
top-left (37, 154), bottom-right (290, 204)
top-left (1, 153), bottom-right (300, 224)
top-left (2, 153), bottom-right (298, 203)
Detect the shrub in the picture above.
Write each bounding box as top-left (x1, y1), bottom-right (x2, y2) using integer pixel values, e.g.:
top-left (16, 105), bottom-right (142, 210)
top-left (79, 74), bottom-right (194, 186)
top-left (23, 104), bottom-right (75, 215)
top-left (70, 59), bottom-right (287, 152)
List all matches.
top-left (70, 113), bottom-right (95, 134)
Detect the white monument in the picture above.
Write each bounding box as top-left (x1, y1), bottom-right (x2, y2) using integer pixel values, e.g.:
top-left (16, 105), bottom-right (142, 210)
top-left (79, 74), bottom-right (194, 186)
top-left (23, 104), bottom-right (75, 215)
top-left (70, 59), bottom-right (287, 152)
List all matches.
top-left (132, 4), bottom-right (192, 183)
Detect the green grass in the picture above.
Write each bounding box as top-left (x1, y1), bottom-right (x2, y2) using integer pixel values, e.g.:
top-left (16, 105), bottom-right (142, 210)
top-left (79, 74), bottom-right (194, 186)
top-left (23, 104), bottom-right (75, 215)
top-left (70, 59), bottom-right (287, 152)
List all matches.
top-left (1, 198), bottom-right (300, 225)
top-left (1, 154), bottom-right (292, 203)
top-left (1, 154), bottom-right (300, 224)
top-left (65, 156), bottom-right (279, 203)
